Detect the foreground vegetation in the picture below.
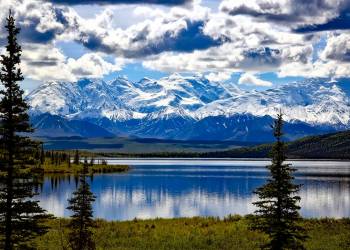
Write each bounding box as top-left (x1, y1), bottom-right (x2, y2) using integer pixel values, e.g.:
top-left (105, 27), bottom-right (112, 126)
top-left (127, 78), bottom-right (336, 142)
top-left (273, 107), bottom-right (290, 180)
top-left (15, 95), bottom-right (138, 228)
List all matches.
top-left (35, 216), bottom-right (350, 250)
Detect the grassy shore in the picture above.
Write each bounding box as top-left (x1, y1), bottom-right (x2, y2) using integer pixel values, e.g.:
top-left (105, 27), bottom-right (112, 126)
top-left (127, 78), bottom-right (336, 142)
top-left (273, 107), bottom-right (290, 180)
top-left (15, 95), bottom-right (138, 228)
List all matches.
top-left (41, 163), bottom-right (129, 174)
top-left (37, 160), bottom-right (129, 174)
top-left (35, 216), bottom-right (350, 250)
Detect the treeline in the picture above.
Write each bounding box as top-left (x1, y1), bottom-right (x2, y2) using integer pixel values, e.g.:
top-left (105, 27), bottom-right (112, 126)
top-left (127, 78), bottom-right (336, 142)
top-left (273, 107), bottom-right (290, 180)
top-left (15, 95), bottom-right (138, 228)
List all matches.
top-left (94, 144), bottom-right (274, 158)
top-left (100, 131), bottom-right (350, 159)
top-left (44, 150), bottom-right (70, 165)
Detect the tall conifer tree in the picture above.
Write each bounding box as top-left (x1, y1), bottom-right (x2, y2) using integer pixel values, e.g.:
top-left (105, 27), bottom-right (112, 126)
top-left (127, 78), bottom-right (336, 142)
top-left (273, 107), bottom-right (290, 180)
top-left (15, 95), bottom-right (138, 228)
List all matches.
top-left (251, 111), bottom-right (307, 250)
top-left (67, 162), bottom-right (96, 250)
top-left (73, 150), bottom-right (80, 165)
top-left (0, 11), bottom-right (50, 249)
top-left (40, 144), bottom-right (45, 164)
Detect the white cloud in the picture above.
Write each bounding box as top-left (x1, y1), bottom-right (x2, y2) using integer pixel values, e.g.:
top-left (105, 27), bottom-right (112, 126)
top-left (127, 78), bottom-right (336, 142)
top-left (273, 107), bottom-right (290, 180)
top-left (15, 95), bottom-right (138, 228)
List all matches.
top-left (238, 73), bottom-right (273, 87)
top-left (219, 0), bottom-right (348, 28)
top-left (0, 0), bottom-right (349, 83)
top-left (278, 33), bottom-right (350, 79)
top-left (143, 42), bottom-right (312, 74)
top-left (21, 44), bottom-right (74, 81)
top-left (320, 33), bottom-right (350, 62)
top-left (205, 72), bottom-right (232, 82)
top-left (133, 6), bottom-right (164, 18)
top-left (21, 44), bottom-right (122, 81)
top-left (67, 53), bottom-right (123, 79)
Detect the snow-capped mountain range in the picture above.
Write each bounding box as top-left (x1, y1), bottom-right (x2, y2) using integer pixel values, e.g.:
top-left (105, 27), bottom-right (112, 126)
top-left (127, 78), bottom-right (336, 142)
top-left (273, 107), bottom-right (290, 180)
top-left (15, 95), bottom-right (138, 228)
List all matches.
top-left (26, 74), bottom-right (350, 141)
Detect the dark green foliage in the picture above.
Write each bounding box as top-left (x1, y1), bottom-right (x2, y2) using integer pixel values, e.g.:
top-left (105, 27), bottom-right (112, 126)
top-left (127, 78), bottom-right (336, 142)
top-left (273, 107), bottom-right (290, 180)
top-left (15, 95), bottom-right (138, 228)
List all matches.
top-left (40, 144), bottom-right (45, 164)
top-left (251, 112), bottom-right (307, 250)
top-left (73, 150), bottom-right (80, 165)
top-left (50, 151), bottom-right (54, 164)
top-left (67, 163), bottom-right (96, 250)
top-left (197, 130), bottom-right (350, 159)
top-left (0, 11), bottom-right (51, 249)
top-left (285, 130), bottom-right (350, 159)
top-left (89, 157), bottom-right (94, 166)
top-left (68, 153), bottom-right (71, 168)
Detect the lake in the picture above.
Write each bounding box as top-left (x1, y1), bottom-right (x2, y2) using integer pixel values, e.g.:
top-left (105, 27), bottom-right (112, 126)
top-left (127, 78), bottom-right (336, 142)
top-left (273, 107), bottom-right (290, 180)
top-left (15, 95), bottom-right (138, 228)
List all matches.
top-left (37, 159), bottom-right (350, 221)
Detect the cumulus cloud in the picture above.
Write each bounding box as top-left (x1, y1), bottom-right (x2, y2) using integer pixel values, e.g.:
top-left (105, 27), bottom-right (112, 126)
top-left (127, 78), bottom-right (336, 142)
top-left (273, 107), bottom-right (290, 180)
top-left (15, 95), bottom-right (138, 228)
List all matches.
top-left (143, 43), bottom-right (312, 75)
top-left (320, 33), bottom-right (350, 62)
top-left (1, 2), bottom-right (225, 58)
top-left (278, 33), bottom-right (350, 79)
top-left (0, 0), bottom-right (83, 47)
top-left (21, 44), bottom-right (122, 81)
top-left (73, 4), bottom-right (229, 58)
top-left (220, 0), bottom-right (350, 32)
top-left (278, 60), bottom-right (350, 79)
top-left (138, 8), bottom-right (317, 76)
top-left (0, 0), bottom-right (349, 82)
top-left (205, 72), bottom-right (232, 82)
top-left (67, 53), bottom-right (122, 78)
top-left (238, 73), bottom-right (272, 87)
top-left (78, 20), bottom-right (228, 58)
top-left (2, 0), bottom-right (225, 81)
top-left (46, 0), bottom-right (193, 6)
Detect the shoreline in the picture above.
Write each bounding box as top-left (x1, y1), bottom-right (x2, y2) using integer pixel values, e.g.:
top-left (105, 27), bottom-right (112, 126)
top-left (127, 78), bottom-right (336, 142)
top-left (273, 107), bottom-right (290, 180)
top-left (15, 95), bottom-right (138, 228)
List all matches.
top-left (39, 163), bottom-right (129, 174)
top-left (93, 157), bottom-right (350, 161)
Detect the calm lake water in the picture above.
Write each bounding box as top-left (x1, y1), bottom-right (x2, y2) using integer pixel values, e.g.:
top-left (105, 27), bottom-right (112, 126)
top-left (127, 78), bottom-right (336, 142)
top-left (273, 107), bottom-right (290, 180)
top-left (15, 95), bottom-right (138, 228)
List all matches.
top-left (37, 159), bottom-right (350, 221)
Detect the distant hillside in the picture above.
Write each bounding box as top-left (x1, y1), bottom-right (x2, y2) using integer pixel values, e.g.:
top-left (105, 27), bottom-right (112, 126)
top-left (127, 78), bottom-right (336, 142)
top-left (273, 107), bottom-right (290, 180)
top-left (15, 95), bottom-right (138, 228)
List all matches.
top-left (201, 130), bottom-right (350, 159)
top-left (40, 136), bottom-right (256, 153)
top-left (40, 130), bottom-right (350, 159)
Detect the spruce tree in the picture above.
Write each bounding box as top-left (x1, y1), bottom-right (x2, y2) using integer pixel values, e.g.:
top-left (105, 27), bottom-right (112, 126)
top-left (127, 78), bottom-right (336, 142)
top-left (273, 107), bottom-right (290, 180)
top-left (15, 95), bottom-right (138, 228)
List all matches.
top-left (74, 149), bottom-right (80, 165)
top-left (40, 143), bottom-right (45, 164)
top-left (68, 153), bottom-right (71, 168)
top-left (67, 162), bottom-right (96, 250)
top-left (0, 11), bottom-right (51, 249)
top-left (50, 151), bottom-right (54, 164)
top-left (251, 112), bottom-right (307, 250)
top-left (90, 157), bottom-right (94, 166)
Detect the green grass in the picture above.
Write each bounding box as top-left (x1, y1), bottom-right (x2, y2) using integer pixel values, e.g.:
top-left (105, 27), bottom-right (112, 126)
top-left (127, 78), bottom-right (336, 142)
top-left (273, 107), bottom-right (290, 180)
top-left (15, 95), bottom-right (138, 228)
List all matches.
top-left (37, 159), bottom-right (129, 174)
top-left (35, 216), bottom-right (350, 250)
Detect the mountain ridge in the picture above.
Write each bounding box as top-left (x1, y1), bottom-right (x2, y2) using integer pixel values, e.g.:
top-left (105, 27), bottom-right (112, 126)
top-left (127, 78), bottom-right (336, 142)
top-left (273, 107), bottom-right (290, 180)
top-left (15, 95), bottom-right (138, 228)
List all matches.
top-left (26, 75), bottom-right (350, 141)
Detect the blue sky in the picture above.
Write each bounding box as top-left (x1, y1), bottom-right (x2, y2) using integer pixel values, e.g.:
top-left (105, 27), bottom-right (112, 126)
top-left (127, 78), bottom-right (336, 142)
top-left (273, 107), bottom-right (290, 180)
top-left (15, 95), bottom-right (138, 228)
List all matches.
top-left (1, 0), bottom-right (349, 92)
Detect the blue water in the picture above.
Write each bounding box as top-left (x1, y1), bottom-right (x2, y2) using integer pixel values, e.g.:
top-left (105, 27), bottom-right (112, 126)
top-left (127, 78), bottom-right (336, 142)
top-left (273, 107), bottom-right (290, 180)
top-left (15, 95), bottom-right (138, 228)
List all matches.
top-left (37, 159), bottom-right (350, 220)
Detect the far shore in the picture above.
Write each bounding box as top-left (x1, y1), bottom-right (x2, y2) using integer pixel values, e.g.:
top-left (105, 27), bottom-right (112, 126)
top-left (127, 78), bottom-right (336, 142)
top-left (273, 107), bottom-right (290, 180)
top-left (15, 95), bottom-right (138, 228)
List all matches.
top-left (93, 157), bottom-right (350, 161)
top-left (95, 157), bottom-right (350, 164)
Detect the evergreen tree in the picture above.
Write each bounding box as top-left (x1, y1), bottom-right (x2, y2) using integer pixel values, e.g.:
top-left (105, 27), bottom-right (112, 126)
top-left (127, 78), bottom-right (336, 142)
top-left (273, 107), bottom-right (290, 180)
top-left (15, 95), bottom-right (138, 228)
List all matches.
top-left (54, 152), bottom-right (57, 165)
top-left (34, 147), bottom-right (40, 161)
top-left (84, 156), bottom-right (88, 165)
top-left (251, 112), bottom-right (307, 250)
top-left (90, 157), bottom-right (95, 166)
top-left (67, 163), bottom-right (96, 250)
top-left (0, 11), bottom-right (51, 249)
top-left (40, 143), bottom-right (45, 164)
top-left (68, 153), bottom-right (71, 168)
top-left (74, 150), bottom-right (80, 165)
top-left (50, 151), bottom-right (54, 164)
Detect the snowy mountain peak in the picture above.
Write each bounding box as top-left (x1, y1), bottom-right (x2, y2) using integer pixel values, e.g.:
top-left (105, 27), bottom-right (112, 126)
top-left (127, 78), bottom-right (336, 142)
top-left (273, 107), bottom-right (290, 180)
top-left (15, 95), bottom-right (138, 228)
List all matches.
top-left (26, 76), bottom-right (350, 140)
